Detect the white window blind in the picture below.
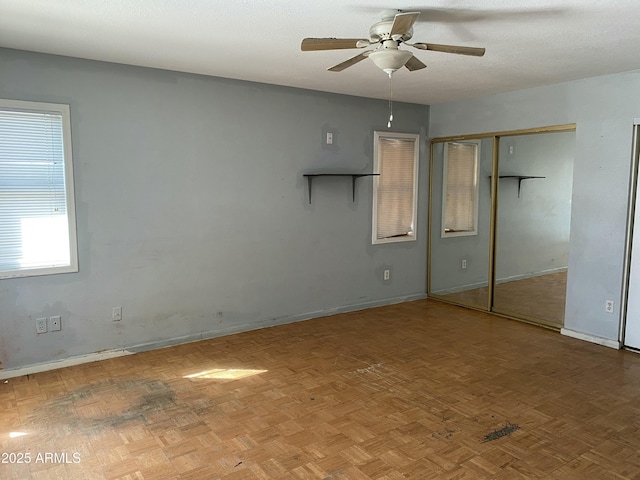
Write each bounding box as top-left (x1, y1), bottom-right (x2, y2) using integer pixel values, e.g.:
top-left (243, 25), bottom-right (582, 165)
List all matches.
top-left (0, 100), bottom-right (78, 278)
top-left (442, 141), bottom-right (479, 236)
top-left (373, 132), bottom-right (419, 244)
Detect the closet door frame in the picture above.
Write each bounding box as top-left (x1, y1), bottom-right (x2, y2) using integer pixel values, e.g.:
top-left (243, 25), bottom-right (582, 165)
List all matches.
top-left (622, 120), bottom-right (640, 348)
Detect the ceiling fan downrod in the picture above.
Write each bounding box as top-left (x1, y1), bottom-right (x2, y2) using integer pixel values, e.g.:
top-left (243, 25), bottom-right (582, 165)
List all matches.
top-left (387, 71), bottom-right (394, 129)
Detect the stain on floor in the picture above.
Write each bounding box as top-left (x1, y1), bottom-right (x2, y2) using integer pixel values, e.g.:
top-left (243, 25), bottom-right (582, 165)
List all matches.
top-left (31, 378), bottom-right (186, 433)
top-left (481, 422), bottom-right (520, 443)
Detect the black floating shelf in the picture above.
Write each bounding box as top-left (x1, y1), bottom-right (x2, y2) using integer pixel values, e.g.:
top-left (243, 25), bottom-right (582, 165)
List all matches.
top-left (489, 175), bottom-right (546, 197)
top-left (303, 173), bottom-right (379, 203)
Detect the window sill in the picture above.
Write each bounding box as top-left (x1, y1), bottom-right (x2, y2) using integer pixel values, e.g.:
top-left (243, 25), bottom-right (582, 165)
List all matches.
top-left (373, 234), bottom-right (416, 245)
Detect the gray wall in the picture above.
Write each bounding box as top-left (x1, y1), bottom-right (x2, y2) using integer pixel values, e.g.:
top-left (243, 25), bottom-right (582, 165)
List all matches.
top-left (0, 48), bottom-right (429, 371)
top-left (430, 70), bottom-right (640, 341)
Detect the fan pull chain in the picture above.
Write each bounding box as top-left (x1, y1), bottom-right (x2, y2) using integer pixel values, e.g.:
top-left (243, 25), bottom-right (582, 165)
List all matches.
top-left (387, 72), bottom-right (394, 129)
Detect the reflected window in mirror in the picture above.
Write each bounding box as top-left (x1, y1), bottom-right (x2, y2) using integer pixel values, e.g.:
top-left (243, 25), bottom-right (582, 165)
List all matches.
top-left (442, 140), bottom-right (480, 238)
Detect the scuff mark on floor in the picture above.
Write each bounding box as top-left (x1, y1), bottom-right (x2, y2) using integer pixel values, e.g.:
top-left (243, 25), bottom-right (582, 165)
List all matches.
top-left (355, 363), bottom-right (384, 374)
top-left (481, 422), bottom-right (520, 443)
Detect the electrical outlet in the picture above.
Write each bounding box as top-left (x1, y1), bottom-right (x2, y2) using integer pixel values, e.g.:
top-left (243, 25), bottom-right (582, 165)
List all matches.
top-left (36, 318), bottom-right (47, 334)
top-left (49, 315), bottom-right (61, 332)
top-left (461, 259), bottom-right (467, 269)
top-left (112, 306), bottom-right (122, 322)
top-left (383, 269), bottom-right (390, 281)
top-left (605, 300), bottom-right (614, 314)
top-left (326, 132), bottom-right (333, 144)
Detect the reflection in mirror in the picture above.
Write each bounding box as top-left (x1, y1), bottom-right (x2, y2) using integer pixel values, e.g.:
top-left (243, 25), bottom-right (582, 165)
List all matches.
top-left (429, 138), bottom-right (493, 310)
top-left (493, 131), bottom-right (575, 326)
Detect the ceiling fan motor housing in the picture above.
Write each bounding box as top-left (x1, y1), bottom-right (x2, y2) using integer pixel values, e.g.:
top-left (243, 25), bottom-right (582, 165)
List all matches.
top-left (369, 20), bottom-right (414, 43)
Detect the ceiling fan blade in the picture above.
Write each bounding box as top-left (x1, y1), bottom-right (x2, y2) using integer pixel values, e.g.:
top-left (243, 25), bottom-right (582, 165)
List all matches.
top-left (301, 38), bottom-right (369, 51)
top-left (390, 12), bottom-right (420, 37)
top-left (355, 6), bottom-right (565, 41)
top-left (410, 42), bottom-right (485, 57)
top-left (404, 56), bottom-right (427, 71)
top-left (327, 52), bottom-right (371, 72)
top-left (354, 6), bottom-right (565, 24)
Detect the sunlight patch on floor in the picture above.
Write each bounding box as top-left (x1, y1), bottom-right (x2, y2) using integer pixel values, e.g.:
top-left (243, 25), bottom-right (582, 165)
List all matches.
top-left (184, 368), bottom-right (267, 380)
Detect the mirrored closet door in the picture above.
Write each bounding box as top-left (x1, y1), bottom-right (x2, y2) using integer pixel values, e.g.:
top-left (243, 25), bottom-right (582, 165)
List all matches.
top-left (429, 138), bottom-right (494, 311)
top-left (428, 126), bottom-right (575, 329)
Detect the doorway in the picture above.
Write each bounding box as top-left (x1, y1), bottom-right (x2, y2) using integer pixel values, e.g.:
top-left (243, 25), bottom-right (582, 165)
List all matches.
top-left (428, 125), bottom-right (576, 329)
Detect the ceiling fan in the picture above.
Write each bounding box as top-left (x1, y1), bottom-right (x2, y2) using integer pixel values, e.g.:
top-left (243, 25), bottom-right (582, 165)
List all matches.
top-left (301, 9), bottom-right (486, 75)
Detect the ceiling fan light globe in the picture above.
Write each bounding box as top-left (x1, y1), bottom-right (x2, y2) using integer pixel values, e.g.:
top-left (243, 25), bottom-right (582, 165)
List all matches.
top-left (369, 49), bottom-right (413, 74)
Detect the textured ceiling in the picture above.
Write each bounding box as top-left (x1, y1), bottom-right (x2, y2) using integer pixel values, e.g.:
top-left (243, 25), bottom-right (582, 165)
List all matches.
top-left (2, 0), bottom-right (640, 105)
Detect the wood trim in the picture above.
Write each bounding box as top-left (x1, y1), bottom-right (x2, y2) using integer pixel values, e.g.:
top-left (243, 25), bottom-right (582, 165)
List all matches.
top-left (430, 123), bottom-right (576, 144)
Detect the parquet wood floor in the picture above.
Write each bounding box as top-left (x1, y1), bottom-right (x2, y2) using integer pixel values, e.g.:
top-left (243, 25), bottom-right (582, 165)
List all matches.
top-left (436, 271), bottom-right (568, 327)
top-left (493, 271), bottom-right (567, 326)
top-left (2, 299), bottom-right (640, 479)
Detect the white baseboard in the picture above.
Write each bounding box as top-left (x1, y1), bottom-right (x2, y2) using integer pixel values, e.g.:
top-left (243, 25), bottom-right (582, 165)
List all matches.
top-left (496, 266), bottom-right (568, 285)
top-left (561, 328), bottom-right (621, 349)
top-left (432, 281), bottom-right (488, 295)
top-left (432, 267), bottom-right (568, 295)
top-left (0, 293), bottom-right (428, 380)
top-left (0, 349), bottom-right (133, 380)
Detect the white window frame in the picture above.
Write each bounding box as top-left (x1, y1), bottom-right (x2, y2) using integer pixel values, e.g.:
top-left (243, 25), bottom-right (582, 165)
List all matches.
top-left (372, 131), bottom-right (420, 245)
top-left (441, 140), bottom-right (480, 238)
top-left (0, 99), bottom-right (78, 279)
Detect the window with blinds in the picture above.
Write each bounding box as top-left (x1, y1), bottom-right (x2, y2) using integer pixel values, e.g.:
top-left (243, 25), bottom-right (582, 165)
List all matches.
top-left (372, 132), bottom-right (419, 244)
top-left (442, 140), bottom-right (480, 237)
top-left (0, 99), bottom-right (78, 279)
